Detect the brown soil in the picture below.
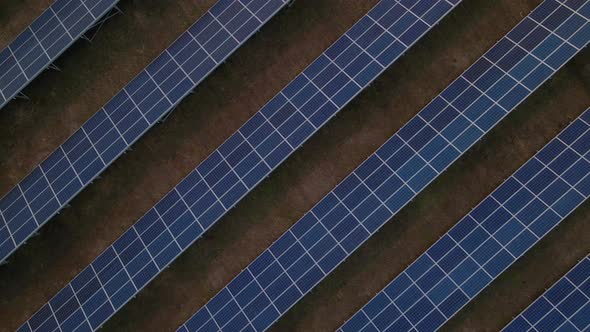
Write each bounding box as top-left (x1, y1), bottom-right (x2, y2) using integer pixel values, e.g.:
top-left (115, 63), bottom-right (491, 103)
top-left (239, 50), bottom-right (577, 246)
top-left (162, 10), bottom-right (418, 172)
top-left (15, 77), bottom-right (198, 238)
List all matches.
top-left (0, 0), bottom-right (588, 332)
top-left (0, 0), bottom-right (52, 48)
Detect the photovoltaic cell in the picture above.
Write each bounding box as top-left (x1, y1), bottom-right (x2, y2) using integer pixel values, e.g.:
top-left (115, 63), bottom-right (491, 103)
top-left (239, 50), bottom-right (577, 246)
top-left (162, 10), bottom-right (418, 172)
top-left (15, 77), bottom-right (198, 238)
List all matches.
top-left (179, 1), bottom-right (590, 331)
top-left (503, 255), bottom-right (590, 332)
top-left (0, 0), bottom-right (120, 110)
top-left (15, 0), bottom-right (460, 331)
top-left (0, 0), bottom-right (290, 264)
top-left (341, 108), bottom-right (590, 332)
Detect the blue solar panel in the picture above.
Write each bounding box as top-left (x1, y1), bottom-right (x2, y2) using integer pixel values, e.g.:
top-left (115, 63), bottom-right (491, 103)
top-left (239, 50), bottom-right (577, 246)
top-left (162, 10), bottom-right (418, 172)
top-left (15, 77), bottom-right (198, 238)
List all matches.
top-left (503, 255), bottom-right (590, 332)
top-left (178, 1), bottom-right (590, 331)
top-left (340, 108), bottom-right (590, 332)
top-left (0, 0), bottom-right (290, 264)
top-left (15, 0), bottom-right (459, 330)
top-left (0, 0), bottom-right (120, 110)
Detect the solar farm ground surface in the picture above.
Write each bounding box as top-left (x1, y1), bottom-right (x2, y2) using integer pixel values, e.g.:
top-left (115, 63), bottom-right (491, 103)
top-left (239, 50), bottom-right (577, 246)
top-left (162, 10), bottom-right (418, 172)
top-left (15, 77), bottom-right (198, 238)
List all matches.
top-left (0, 0), bottom-right (52, 49)
top-left (0, 0), bottom-right (588, 331)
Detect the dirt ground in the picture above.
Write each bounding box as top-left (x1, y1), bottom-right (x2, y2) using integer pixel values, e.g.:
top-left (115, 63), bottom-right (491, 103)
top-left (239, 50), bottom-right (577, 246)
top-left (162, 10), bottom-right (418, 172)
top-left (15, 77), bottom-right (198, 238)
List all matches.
top-left (0, 0), bottom-right (52, 48)
top-left (0, 0), bottom-right (588, 331)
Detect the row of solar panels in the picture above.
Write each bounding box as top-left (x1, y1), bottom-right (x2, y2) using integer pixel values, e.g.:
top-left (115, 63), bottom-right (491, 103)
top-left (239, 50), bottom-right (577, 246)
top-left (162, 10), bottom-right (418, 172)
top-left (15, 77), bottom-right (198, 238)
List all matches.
top-left (2, 0), bottom-right (589, 331)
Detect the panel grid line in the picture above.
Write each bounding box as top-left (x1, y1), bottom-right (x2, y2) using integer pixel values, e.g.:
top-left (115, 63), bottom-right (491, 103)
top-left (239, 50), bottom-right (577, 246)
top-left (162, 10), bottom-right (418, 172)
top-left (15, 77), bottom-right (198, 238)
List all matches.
top-left (48, 6), bottom-right (75, 41)
top-left (79, 1), bottom-right (98, 21)
top-left (69, 283), bottom-right (93, 332)
top-left (6, 46), bottom-right (30, 80)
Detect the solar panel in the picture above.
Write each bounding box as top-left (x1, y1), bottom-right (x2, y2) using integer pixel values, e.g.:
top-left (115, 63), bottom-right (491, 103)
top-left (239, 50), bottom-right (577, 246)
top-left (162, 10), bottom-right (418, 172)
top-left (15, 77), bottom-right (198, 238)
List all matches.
top-left (340, 107), bottom-right (590, 332)
top-left (0, 0), bottom-right (290, 264)
top-left (15, 1), bottom-right (460, 330)
top-left (0, 0), bottom-right (120, 110)
top-left (178, 1), bottom-right (590, 331)
top-left (503, 255), bottom-right (590, 332)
